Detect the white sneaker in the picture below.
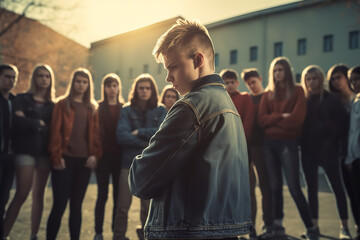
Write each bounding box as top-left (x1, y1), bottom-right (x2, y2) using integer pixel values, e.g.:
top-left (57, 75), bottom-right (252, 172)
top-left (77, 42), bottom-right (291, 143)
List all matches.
top-left (339, 227), bottom-right (352, 240)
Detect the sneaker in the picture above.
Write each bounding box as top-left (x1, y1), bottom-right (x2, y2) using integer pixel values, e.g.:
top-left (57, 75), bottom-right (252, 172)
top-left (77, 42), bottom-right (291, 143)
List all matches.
top-left (94, 233), bottom-right (104, 240)
top-left (339, 227), bottom-right (352, 240)
top-left (306, 226), bottom-right (320, 240)
top-left (30, 236), bottom-right (38, 240)
top-left (258, 224), bottom-right (285, 239)
top-left (249, 226), bottom-right (257, 239)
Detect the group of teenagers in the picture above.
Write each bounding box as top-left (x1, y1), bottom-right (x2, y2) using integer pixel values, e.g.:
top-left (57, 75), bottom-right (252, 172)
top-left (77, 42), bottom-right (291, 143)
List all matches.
top-left (0, 63), bottom-right (180, 240)
top-left (0, 18), bottom-right (359, 240)
top-left (219, 61), bottom-right (360, 240)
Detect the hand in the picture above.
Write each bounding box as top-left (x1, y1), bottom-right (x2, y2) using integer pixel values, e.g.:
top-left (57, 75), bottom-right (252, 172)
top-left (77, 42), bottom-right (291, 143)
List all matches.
top-left (15, 110), bottom-right (25, 117)
top-left (131, 129), bottom-right (139, 136)
top-left (39, 120), bottom-right (45, 127)
top-left (282, 113), bottom-right (290, 118)
top-left (85, 155), bottom-right (97, 169)
top-left (53, 158), bottom-right (66, 170)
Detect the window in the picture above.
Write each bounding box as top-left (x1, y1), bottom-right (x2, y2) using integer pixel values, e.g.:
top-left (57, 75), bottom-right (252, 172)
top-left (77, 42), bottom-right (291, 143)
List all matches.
top-left (296, 73), bottom-right (301, 83)
top-left (274, 42), bottom-right (283, 57)
top-left (143, 64), bottom-right (149, 73)
top-left (323, 35), bottom-right (333, 52)
top-left (349, 31), bottom-right (359, 49)
top-left (230, 50), bottom-right (237, 65)
top-left (215, 53), bottom-right (219, 67)
top-left (297, 39), bottom-right (306, 55)
top-left (250, 46), bottom-right (258, 61)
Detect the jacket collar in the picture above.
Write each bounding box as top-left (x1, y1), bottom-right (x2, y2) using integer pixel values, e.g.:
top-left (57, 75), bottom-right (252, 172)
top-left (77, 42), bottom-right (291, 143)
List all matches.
top-left (0, 92), bottom-right (14, 101)
top-left (191, 74), bottom-right (226, 93)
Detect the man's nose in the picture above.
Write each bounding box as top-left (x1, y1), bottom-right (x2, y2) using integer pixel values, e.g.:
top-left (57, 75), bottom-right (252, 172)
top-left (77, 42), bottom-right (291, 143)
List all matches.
top-left (166, 73), bottom-right (172, 83)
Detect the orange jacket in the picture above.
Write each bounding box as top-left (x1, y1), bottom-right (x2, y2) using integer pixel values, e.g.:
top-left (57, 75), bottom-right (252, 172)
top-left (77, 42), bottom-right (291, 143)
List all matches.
top-left (48, 99), bottom-right (102, 166)
top-left (258, 86), bottom-right (307, 140)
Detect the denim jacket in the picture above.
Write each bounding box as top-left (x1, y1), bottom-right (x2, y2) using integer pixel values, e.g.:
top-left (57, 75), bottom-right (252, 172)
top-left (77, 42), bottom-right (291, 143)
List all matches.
top-left (116, 103), bottom-right (167, 168)
top-left (346, 93), bottom-right (360, 165)
top-left (129, 74), bottom-right (252, 239)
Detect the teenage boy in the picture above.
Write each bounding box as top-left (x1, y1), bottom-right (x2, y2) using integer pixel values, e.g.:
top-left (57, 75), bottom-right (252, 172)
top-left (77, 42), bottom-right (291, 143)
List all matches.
top-left (128, 19), bottom-right (252, 240)
top-left (220, 69), bottom-right (254, 142)
top-left (241, 68), bottom-right (274, 239)
top-left (0, 64), bottom-right (18, 238)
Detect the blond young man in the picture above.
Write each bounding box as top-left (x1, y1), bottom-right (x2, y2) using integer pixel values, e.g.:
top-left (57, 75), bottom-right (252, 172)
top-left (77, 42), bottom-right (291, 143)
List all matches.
top-left (128, 19), bottom-right (252, 240)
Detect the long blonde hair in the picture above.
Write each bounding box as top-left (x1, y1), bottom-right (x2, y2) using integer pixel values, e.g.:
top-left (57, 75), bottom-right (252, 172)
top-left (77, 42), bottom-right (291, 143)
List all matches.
top-left (267, 57), bottom-right (295, 100)
top-left (27, 64), bottom-right (56, 102)
top-left (301, 65), bottom-right (325, 99)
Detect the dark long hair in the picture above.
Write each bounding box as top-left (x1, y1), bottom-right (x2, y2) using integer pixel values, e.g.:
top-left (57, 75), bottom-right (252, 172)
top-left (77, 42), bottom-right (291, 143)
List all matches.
top-left (327, 64), bottom-right (350, 93)
top-left (160, 85), bottom-right (179, 105)
top-left (99, 73), bottom-right (124, 104)
top-left (129, 73), bottom-right (159, 109)
top-left (62, 68), bottom-right (97, 113)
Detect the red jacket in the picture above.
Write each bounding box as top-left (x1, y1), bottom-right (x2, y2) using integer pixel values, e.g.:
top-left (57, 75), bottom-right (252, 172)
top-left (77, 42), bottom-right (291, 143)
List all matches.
top-left (229, 90), bottom-right (255, 142)
top-left (49, 99), bottom-right (102, 166)
top-left (258, 86), bottom-right (307, 140)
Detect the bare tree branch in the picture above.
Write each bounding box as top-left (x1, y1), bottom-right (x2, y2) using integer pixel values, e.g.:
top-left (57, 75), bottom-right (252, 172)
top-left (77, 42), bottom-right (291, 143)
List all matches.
top-left (0, 1), bottom-right (33, 37)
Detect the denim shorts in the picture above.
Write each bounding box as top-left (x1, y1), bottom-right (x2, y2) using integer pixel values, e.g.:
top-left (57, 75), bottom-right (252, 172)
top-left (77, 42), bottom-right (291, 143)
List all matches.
top-left (14, 154), bottom-right (50, 169)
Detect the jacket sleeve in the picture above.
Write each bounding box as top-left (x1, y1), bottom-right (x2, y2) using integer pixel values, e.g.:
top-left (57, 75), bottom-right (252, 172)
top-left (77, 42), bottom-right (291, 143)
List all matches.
top-left (48, 102), bottom-right (64, 166)
top-left (137, 106), bottom-right (167, 140)
top-left (276, 87), bottom-right (307, 130)
top-left (13, 95), bottom-right (41, 133)
top-left (92, 111), bottom-right (103, 161)
top-left (257, 92), bottom-right (283, 128)
top-left (129, 102), bottom-right (199, 200)
top-left (116, 107), bottom-right (148, 148)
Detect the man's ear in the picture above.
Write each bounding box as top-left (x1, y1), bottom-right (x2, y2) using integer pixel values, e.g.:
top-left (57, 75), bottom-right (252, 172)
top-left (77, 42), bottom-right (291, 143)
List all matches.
top-left (193, 52), bottom-right (205, 69)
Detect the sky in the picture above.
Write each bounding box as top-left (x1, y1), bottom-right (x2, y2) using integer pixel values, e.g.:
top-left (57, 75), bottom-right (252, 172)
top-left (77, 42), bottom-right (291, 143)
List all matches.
top-left (43, 0), bottom-right (301, 47)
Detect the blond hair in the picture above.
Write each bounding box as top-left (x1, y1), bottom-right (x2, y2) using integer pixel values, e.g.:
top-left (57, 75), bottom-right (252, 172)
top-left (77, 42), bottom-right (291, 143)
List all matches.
top-left (28, 64), bottom-right (56, 102)
top-left (301, 65), bottom-right (325, 99)
top-left (152, 18), bottom-right (215, 70)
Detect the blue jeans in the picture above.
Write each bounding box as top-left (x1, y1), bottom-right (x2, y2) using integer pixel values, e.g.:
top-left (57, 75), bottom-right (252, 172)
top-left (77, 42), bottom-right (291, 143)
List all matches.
top-left (264, 139), bottom-right (313, 228)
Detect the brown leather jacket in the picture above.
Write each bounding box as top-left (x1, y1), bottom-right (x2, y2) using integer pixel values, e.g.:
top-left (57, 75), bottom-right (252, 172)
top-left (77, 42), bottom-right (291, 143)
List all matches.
top-left (49, 99), bottom-right (102, 166)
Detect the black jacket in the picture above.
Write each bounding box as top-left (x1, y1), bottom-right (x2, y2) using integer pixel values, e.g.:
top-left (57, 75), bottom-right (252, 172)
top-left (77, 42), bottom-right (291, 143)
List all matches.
top-left (13, 93), bottom-right (54, 156)
top-left (301, 90), bottom-right (348, 162)
top-left (0, 92), bottom-right (15, 155)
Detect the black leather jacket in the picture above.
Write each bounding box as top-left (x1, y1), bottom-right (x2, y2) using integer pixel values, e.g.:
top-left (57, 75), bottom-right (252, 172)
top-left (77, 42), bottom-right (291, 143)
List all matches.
top-left (13, 93), bottom-right (54, 157)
